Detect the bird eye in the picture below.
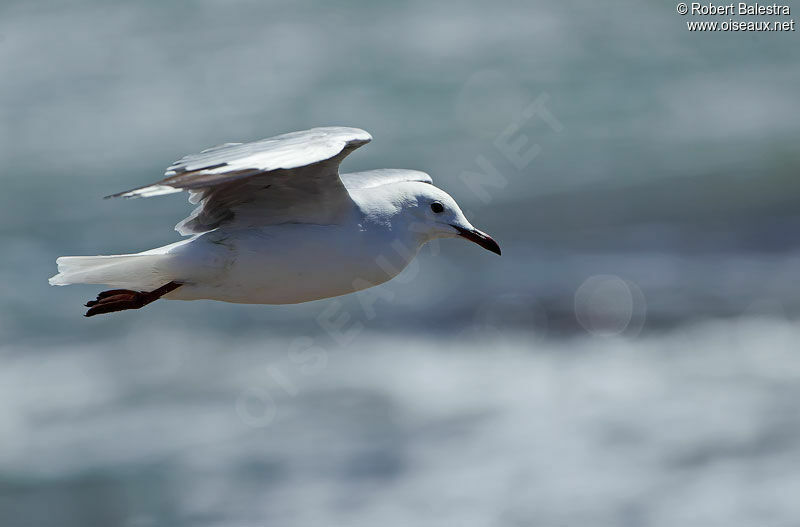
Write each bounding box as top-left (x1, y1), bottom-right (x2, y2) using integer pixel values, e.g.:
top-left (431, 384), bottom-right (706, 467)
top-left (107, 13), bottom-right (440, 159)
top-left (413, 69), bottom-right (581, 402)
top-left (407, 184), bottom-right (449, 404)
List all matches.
top-left (430, 201), bottom-right (444, 213)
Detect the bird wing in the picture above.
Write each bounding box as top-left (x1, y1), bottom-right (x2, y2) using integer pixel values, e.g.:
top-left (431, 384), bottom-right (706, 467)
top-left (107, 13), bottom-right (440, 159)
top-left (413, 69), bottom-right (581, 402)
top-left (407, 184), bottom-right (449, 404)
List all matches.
top-left (106, 127), bottom-right (372, 235)
top-left (340, 169), bottom-right (433, 190)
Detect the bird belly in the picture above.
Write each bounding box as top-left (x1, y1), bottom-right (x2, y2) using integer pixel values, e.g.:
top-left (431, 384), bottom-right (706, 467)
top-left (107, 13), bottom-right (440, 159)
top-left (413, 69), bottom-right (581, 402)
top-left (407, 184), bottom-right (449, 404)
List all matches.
top-left (168, 224), bottom-right (420, 304)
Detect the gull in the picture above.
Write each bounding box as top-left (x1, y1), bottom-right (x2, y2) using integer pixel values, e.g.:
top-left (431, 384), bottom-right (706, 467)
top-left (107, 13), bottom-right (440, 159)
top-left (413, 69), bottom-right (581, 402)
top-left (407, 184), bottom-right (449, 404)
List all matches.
top-left (49, 127), bottom-right (501, 317)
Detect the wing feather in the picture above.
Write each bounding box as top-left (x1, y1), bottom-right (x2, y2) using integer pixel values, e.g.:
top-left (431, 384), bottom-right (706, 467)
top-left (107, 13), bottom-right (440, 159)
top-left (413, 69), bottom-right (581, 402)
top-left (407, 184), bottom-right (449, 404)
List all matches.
top-left (105, 127), bottom-right (372, 235)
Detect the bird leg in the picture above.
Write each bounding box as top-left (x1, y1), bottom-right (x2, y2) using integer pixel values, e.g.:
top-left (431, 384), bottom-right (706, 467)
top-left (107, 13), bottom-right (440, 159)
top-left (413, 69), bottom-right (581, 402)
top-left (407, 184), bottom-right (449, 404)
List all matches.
top-left (84, 281), bottom-right (182, 317)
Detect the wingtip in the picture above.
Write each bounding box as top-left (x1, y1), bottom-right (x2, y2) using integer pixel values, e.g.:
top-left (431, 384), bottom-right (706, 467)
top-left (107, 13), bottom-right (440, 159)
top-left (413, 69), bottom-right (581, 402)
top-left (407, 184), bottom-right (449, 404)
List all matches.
top-left (103, 190), bottom-right (134, 200)
top-left (103, 185), bottom-right (182, 200)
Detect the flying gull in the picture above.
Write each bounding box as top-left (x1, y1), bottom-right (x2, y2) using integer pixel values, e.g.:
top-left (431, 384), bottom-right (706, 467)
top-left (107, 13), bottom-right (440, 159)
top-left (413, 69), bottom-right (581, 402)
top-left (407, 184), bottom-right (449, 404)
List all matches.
top-left (49, 127), bottom-right (501, 316)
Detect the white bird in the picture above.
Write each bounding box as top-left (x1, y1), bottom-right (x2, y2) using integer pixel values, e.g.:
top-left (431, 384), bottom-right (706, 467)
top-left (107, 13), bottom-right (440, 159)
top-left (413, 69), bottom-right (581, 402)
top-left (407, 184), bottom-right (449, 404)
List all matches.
top-left (49, 127), bottom-right (501, 317)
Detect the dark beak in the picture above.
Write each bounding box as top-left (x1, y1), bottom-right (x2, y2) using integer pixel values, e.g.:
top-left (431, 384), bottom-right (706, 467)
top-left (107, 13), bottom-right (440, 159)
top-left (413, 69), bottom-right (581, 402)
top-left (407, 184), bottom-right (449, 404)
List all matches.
top-left (453, 225), bottom-right (501, 255)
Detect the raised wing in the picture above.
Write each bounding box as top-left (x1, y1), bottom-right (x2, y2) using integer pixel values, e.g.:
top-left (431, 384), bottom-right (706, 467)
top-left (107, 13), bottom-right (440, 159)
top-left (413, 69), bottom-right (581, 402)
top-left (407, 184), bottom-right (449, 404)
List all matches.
top-left (109, 127), bottom-right (372, 199)
top-left (107, 127), bottom-right (372, 234)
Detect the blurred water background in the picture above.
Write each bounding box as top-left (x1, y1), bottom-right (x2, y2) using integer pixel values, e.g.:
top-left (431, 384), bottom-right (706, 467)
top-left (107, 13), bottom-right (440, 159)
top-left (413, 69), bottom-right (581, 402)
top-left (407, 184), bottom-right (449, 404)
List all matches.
top-left (2, 1), bottom-right (800, 526)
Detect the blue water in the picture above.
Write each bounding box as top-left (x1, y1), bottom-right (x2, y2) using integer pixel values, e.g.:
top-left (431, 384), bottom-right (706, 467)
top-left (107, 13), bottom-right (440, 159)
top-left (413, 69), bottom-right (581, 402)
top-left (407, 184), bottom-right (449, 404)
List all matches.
top-left (2, 0), bottom-right (800, 525)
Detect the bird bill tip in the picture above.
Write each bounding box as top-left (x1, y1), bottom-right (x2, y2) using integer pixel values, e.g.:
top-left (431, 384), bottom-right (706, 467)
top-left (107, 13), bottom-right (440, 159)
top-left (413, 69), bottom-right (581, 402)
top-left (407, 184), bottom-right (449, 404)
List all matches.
top-left (453, 226), bottom-right (501, 255)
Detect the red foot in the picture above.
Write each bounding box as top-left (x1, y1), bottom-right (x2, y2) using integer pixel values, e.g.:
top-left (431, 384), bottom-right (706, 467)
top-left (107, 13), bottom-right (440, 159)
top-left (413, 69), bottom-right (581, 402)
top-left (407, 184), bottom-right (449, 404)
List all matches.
top-left (84, 281), bottom-right (182, 317)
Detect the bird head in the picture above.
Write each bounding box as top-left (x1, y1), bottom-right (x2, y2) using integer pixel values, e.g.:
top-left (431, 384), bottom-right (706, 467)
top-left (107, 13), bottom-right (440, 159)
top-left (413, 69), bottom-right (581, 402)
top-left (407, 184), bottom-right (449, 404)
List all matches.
top-left (396, 182), bottom-right (501, 256)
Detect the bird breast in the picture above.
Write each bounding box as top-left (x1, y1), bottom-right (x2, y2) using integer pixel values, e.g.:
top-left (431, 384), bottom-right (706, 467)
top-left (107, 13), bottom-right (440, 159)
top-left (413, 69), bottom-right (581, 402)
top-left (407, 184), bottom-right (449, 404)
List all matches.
top-left (172, 222), bottom-right (421, 304)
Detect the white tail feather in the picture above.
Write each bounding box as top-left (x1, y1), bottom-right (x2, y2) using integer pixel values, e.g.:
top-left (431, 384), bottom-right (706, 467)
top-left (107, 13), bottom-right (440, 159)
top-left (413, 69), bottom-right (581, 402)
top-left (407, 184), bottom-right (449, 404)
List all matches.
top-left (49, 253), bottom-right (168, 290)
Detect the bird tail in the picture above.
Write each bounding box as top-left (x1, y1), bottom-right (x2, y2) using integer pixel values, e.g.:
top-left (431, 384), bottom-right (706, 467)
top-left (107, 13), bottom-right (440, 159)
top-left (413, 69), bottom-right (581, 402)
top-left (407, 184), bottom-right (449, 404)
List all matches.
top-left (49, 252), bottom-right (170, 291)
